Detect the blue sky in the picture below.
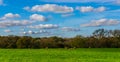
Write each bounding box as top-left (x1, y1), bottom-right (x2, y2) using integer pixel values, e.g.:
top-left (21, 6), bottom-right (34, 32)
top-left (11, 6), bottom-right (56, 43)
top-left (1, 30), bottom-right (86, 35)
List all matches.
top-left (0, 0), bottom-right (120, 37)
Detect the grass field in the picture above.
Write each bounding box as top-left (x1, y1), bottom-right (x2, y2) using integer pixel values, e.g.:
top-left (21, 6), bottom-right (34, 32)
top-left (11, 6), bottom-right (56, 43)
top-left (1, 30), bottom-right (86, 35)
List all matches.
top-left (0, 48), bottom-right (120, 62)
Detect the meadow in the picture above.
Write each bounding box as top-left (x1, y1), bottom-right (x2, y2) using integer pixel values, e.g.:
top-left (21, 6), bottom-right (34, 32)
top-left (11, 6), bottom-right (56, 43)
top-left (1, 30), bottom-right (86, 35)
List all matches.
top-left (0, 48), bottom-right (120, 62)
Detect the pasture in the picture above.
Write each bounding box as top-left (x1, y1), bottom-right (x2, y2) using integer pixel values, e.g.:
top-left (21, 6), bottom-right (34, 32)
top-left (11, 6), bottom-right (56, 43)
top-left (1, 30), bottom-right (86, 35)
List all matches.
top-left (0, 48), bottom-right (120, 62)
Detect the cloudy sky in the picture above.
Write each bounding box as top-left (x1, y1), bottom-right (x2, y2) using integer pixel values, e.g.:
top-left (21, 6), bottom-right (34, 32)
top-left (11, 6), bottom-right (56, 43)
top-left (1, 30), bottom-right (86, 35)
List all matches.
top-left (0, 0), bottom-right (120, 37)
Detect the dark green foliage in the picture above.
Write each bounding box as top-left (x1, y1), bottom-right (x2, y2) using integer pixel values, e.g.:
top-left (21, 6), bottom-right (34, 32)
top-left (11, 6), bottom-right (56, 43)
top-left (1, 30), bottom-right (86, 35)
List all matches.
top-left (0, 29), bottom-right (120, 48)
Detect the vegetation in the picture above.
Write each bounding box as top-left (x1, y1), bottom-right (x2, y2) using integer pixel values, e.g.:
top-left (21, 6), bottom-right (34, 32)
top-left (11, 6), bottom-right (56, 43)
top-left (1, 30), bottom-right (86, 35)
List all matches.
top-left (0, 48), bottom-right (120, 62)
top-left (0, 29), bottom-right (120, 48)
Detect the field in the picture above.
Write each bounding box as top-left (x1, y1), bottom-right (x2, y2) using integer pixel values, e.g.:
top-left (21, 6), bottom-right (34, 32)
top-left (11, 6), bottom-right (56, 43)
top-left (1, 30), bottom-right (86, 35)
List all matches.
top-left (0, 48), bottom-right (120, 62)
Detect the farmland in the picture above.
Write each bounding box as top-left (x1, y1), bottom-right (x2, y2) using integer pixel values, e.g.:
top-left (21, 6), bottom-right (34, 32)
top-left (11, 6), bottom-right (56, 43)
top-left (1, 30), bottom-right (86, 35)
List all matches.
top-left (0, 48), bottom-right (120, 62)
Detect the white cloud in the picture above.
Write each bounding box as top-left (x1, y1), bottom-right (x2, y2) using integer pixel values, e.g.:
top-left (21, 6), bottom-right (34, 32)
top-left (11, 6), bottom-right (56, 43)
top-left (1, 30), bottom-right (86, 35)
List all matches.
top-left (0, 20), bottom-right (33, 28)
top-left (62, 27), bottom-right (80, 32)
top-left (116, 0), bottom-right (120, 4)
top-left (22, 31), bottom-right (27, 34)
top-left (94, 6), bottom-right (106, 12)
top-left (21, 30), bottom-right (49, 35)
top-left (0, 0), bottom-right (3, 5)
top-left (4, 13), bottom-right (20, 18)
top-left (30, 14), bottom-right (46, 21)
top-left (4, 29), bottom-right (12, 33)
top-left (23, 6), bottom-right (30, 11)
top-left (0, 13), bottom-right (20, 20)
top-left (25, 4), bottom-right (74, 13)
top-left (28, 24), bottom-right (59, 29)
top-left (81, 19), bottom-right (120, 27)
top-left (76, 6), bottom-right (93, 12)
top-left (61, 13), bottom-right (74, 17)
top-left (28, 30), bottom-right (34, 34)
top-left (76, 6), bottom-right (106, 12)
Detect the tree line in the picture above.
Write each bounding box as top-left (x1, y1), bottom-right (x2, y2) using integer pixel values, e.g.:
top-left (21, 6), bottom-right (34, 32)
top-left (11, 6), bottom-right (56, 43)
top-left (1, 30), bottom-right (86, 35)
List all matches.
top-left (0, 29), bottom-right (120, 48)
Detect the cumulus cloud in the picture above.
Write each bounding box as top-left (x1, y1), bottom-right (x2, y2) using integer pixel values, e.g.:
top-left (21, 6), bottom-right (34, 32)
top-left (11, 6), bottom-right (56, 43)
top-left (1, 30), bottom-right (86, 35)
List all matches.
top-left (21, 30), bottom-right (49, 35)
top-left (0, 13), bottom-right (20, 20)
top-left (0, 20), bottom-right (33, 28)
top-left (76, 6), bottom-right (106, 12)
top-left (76, 6), bottom-right (93, 12)
top-left (24, 4), bottom-right (74, 13)
top-left (62, 27), bottom-right (80, 32)
top-left (30, 14), bottom-right (47, 21)
top-left (4, 29), bottom-right (12, 33)
top-left (28, 30), bottom-right (35, 34)
top-left (81, 19), bottom-right (120, 27)
top-left (28, 24), bottom-right (59, 29)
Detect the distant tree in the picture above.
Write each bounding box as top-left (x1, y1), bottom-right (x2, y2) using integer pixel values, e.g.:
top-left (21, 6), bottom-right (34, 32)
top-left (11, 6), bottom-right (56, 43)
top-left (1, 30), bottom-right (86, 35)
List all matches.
top-left (110, 30), bottom-right (120, 37)
top-left (30, 38), bottom-right (41, 48)
top-left (1, 29), bottom-right (120, 48)
top-left (67, 35), bottom-right (86, 48)
top-left (16, 36), bottom-right (32, 48)
top-left (93, 29), bottom-right (108, 38)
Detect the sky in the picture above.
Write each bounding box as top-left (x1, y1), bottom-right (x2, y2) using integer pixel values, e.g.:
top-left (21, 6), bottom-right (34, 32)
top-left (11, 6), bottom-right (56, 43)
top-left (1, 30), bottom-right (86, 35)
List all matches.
top-left (0, 0), bottom-right (120, 37)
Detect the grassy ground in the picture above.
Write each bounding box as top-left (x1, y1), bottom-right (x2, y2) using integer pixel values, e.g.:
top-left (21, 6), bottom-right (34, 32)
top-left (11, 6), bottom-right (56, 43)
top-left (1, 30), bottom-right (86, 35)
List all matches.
top-left (0, 48), bottom-right (120, 62)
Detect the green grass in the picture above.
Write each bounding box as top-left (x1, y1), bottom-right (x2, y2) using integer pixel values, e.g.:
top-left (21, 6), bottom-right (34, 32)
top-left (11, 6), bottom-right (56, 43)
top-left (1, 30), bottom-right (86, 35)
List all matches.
top-left (0, 48), bottom-right (120, 62)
